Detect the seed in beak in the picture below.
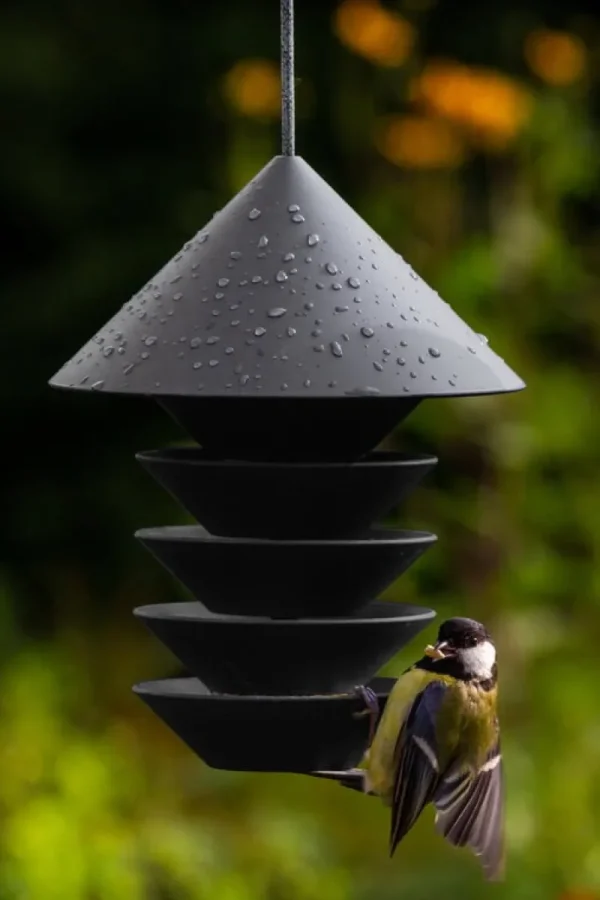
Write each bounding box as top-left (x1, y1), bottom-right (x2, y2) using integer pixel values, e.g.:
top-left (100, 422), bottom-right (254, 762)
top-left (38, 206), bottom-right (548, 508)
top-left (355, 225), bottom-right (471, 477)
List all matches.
top-left (424, 642), bottom-right (450, 660)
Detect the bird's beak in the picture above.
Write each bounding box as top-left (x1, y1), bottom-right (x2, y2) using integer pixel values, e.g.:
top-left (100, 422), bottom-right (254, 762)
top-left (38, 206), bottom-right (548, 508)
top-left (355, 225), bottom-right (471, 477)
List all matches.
top-left (424, 641), bottom-right (453, 660)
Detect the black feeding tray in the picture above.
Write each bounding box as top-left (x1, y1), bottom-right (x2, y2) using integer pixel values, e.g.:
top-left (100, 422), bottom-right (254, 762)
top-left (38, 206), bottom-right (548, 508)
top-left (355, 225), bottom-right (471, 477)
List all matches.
top-left (133, 676), bottom-right (395, 773)
top-left (134, 600), bottom-right (434, 695)
top-left (158, 396), bottom-right (421, 463)
top-left (135, 525), bottom-right (437, 617)
top-left (136, 448), bottom-right (437, 539)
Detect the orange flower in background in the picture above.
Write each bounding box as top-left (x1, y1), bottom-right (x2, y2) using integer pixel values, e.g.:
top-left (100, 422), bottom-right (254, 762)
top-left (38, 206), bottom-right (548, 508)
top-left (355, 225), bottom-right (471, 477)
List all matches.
top-left (524, 29), bottom-right (587, 86)
top-left (558, 891), bottom-right (600, 900)
top-left (376, 115), bottom-right (466, 168)
top-left (223, 59), bottom-right (281, 118)
top-left (411, 60), bottom-right (532, 149)
top-left (334, 0), bottom-right (415, 68)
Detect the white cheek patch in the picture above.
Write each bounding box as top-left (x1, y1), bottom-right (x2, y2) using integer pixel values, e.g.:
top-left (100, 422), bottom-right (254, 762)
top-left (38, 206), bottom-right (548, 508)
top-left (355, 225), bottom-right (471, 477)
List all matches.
top-left (461, 640), bottom-right (496, 678)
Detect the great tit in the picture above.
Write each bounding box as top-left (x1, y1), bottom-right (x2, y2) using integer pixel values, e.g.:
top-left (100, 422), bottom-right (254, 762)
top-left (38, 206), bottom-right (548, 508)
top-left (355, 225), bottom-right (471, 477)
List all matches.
top-left (366, 617), bottom-right (503, 879)
top-left (317, 617), bottom-right (503, 880)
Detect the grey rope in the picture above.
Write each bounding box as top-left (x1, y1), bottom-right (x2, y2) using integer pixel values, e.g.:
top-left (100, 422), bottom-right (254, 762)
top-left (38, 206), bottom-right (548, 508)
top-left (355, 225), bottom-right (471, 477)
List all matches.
top-left (280, 0), bottom-right (295, 155)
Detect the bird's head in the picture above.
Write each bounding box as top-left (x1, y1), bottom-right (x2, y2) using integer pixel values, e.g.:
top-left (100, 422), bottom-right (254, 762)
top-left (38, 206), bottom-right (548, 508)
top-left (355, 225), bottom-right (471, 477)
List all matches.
top-left (424, 617), bottom-right (496, 681)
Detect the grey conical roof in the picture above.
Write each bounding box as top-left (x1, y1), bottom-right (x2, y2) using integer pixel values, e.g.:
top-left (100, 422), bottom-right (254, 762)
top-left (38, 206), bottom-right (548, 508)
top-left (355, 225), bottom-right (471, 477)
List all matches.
top-left (49, 155), bottom-right (525, 398)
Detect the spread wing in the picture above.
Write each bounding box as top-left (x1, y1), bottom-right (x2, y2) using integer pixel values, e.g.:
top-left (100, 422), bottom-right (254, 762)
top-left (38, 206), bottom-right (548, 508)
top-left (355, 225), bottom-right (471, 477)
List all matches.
top-left (389, 680), bottom-right (447, 854)
top-left (434, 742), bottom-right (505, 881)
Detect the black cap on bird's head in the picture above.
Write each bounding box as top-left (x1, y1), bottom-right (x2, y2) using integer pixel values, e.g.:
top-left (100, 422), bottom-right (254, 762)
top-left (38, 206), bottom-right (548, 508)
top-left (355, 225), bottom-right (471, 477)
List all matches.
top-left (422, 617), bottom-right (496, 683)
top-left (434, 617), bottom-right (492, 650)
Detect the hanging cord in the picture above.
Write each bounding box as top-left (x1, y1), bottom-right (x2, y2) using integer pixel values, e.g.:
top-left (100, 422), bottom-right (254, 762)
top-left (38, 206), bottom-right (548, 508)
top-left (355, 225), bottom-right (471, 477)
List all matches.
top-left (280, 0), bottom-right (295, 155)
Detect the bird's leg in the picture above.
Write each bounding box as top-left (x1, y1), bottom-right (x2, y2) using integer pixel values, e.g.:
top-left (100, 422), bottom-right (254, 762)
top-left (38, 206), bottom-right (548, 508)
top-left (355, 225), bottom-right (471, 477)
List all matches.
top-left (352, 685), bottom-right (380, 746)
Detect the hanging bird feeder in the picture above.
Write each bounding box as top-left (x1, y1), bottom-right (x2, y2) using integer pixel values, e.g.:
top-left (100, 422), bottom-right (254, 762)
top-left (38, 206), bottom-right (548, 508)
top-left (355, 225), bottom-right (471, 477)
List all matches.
top-left (49, 0), bottom-right (524, 777)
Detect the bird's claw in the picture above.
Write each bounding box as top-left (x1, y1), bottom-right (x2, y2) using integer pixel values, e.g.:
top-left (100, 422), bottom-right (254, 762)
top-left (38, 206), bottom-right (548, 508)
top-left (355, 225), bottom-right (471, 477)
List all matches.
top-left (352, 685), bottom-right (380, 745)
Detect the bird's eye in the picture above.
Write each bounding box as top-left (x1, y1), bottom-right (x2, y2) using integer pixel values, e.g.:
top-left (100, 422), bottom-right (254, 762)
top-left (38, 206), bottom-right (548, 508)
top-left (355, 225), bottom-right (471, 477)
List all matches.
top-left (467, 635), bottom-right (478, 647)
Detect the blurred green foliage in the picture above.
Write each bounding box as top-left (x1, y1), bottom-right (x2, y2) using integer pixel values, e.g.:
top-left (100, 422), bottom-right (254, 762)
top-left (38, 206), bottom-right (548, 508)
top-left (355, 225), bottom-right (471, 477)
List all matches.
top-left (1, 0), bottom-right (599, 897)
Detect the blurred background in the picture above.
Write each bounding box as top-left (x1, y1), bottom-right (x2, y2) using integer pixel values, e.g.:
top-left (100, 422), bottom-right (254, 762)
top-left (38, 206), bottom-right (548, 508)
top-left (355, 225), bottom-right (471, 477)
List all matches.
top-left (1, 0), bottom-right (599, 896)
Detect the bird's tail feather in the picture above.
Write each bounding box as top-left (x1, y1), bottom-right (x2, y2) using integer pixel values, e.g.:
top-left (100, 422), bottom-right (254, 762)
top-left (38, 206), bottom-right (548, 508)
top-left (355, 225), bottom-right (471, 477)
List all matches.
top-left (311, 768), bottom-right (370, 794)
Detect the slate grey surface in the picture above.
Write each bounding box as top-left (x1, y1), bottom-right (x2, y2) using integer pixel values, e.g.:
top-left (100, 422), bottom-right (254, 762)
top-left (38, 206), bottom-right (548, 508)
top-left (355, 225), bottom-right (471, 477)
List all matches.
top-left (50, 155), bottom-right (525, 399)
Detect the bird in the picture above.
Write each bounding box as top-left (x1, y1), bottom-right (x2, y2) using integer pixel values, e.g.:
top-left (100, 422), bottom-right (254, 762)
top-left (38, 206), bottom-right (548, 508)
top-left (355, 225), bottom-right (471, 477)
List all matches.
top-left (316, 617), bottom-right (504, 880)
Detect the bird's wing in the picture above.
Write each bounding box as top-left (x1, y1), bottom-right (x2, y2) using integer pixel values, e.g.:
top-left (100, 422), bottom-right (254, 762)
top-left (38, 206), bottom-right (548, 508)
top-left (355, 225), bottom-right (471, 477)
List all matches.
top-left (389, 679), bottom-right (448, 854)
top-left (434, 742), bottom-right (504, 881)
top-left (364, 666), bottom-right (440, 799)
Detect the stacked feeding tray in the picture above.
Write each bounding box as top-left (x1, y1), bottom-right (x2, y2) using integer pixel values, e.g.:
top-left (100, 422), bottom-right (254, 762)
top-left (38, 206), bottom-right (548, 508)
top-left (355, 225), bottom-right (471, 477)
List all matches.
top-left (49, 153), bottom-right (524, 776)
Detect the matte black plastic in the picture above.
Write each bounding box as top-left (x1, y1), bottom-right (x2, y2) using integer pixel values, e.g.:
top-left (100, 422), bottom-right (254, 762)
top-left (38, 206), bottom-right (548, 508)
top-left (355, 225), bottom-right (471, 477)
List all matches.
top-left (133, 601), bottom-right (434, 695)
top-left (133, 676), bottom-right (395, 773)
top-left (49, 155), bottom-right (525, 400)
top-left (158, 396), bottom-right (420, 462)
top-left (135, 525), bottom-right (437, 617)
top-left (136, 448), bottom-right (437, 539)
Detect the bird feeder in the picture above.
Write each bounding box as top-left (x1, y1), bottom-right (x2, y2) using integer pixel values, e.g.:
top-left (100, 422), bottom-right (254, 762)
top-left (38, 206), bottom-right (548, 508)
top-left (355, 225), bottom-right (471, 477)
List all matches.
top-left (49, 0), bottom-right (524, 778)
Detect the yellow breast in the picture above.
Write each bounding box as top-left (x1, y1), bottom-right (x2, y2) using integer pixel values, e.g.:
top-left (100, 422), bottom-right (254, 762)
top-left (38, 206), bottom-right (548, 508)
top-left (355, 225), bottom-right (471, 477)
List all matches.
top-left (437, 680), bottom-right (498, 773)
